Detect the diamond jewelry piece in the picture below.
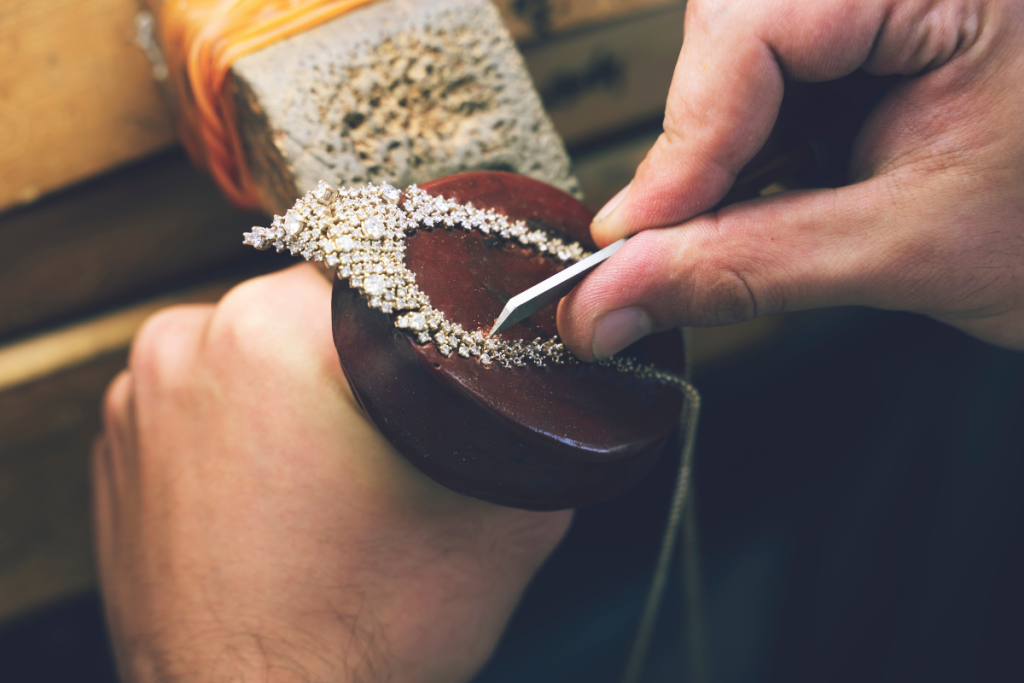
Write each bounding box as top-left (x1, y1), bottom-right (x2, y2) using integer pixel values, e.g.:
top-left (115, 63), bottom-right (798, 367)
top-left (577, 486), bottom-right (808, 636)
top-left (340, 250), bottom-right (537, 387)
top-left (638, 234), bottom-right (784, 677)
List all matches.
top-left (243, 181), bottom-right (691, 394)
top-left (283, 210), bottom-right (304, 237)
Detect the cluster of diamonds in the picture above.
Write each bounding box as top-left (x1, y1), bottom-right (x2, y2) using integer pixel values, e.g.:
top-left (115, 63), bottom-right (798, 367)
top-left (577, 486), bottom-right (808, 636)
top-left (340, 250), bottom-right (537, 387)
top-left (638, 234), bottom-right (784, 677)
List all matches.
top-left (242, 181), bottom-right (689, 391)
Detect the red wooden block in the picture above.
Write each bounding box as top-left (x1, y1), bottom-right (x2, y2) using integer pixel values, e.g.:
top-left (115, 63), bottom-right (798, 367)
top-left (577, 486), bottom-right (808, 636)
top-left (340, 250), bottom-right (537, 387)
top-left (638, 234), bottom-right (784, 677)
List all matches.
top-left (332, 172), bottom-right (685, 510)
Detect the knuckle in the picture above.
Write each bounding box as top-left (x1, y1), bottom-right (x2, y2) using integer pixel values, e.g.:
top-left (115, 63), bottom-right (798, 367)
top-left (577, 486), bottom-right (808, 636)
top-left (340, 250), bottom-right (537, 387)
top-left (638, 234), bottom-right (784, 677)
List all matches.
top-left (101, 371), bottom-right (132, 434)
top-left (692, 258), bottom-right (761, 325)
top-left (633, 223), bottom-right (763, 327)
top-left (206, 279), bottom-right (276, 355)
top-left (205, 266), bottom-right (323, 361)
top-left (129, 305), bottom-right (208, 389)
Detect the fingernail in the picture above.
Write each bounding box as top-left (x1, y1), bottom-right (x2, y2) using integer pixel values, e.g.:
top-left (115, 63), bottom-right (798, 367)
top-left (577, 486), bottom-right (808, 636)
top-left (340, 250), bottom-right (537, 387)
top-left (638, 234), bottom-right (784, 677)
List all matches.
top-left (591, 307), bottom-right (652, 360)
top-left (593, 183), bottom-right (630, 224)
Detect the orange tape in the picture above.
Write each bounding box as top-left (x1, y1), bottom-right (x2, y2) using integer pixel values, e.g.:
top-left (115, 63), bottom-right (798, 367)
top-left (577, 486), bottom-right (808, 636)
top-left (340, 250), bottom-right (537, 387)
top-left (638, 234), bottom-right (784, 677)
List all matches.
top-left (160, 0), bottom-right (379, 210)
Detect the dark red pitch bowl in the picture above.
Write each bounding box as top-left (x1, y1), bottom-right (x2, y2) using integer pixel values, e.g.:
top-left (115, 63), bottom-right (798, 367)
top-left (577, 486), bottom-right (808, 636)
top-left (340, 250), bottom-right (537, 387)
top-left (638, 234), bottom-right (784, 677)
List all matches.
top-left (332, 171), bottom-right (685, 510)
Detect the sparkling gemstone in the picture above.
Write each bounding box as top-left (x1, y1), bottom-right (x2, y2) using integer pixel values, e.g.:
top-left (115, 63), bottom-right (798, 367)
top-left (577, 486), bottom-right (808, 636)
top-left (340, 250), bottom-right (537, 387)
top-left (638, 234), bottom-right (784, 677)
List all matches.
top-left (417, 332), bottom-right (431, 343)
top-left (363, 216), bottom-right (385, 239)
top-left (336, 235), bottom-right (355, 252)
top-left (340, 266), bottom-right (351, 277)
top-left (283, 211), bottom-right (304, 237)
top-left (409, 313), bottom-right (426, 331)
top-left (434, 197), bottom-right (448, 212)
top-left (325, 254), bottom-right (338, 267)
top-left (364, 274), bottom-right (386, 296)
top-left (312, 180), bottom-right (336, 203)
top-left (244, 230), bottom-right (267, 249)
top-left (382, 185), bottom-right (401, 203)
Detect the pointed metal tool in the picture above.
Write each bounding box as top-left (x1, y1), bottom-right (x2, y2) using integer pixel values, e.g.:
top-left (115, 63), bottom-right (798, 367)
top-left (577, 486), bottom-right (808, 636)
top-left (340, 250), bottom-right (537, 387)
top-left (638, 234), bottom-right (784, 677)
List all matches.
top-left (489, 237), bottom-right (628, 336)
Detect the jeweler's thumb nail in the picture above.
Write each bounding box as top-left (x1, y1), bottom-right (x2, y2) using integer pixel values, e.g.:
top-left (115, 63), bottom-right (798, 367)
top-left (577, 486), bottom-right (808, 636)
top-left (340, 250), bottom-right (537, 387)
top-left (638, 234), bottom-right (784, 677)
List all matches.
top-left (593, 183), bottom-right (631, 224)
top-left (591, 307), bottom-right (652, 360)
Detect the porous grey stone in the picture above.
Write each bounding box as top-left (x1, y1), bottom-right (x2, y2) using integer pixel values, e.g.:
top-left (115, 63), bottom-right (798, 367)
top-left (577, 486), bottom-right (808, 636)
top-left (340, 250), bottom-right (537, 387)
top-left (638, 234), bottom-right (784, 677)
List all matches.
top-left (231, 0), bottom-right (580, 214)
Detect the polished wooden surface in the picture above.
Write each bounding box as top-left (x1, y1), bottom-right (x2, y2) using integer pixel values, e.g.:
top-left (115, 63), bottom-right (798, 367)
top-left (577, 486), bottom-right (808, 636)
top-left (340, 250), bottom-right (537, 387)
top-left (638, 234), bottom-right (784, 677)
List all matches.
top-left (334, 172), bottom-right (684, 509)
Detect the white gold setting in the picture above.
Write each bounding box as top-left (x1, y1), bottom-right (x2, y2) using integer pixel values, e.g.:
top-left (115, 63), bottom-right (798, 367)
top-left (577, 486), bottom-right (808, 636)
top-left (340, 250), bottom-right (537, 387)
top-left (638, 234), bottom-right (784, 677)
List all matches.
top-left (243, 180), bottom-right (688, 389)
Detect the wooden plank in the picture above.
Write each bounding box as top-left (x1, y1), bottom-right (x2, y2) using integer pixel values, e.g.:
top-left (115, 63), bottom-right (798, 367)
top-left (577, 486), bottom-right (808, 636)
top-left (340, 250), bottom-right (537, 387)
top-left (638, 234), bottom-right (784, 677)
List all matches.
top-left (522, 4), bottom-right (685, 147)
top-left (0, 0), bottom-right (685, 214)
top-left (0, 352), bottom-right (125, 626)
top-left (0, 149), bottom-right (272, 342)
top-left (0, 280), bottom-right (238, 393)
top-left (494, 0), bottom-right (683, 42)
top-left (0, 0), bottom-right (175, 213)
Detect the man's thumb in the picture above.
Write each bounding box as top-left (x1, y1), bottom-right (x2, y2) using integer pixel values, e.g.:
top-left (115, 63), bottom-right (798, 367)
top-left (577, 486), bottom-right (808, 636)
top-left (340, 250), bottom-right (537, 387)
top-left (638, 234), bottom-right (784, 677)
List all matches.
top-left (559, 181), bottom-right (886, 361)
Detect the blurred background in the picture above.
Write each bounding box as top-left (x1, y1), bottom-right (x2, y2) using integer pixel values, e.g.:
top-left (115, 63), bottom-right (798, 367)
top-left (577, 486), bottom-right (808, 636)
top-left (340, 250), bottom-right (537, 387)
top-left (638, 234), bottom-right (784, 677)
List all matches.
top-left (1, 1), bottom-right (1022, 681)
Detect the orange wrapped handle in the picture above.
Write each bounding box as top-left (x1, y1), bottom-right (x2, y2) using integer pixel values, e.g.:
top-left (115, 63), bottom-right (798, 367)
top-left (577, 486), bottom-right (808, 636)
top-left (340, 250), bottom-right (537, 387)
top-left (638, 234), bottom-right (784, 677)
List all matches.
top-left (160, 0), bottom-right (379, 209)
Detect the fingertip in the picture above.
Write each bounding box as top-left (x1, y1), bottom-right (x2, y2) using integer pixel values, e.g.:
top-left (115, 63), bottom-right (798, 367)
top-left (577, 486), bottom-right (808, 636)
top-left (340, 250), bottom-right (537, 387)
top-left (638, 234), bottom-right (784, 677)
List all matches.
top-left (589, 185), bottom-right (635, 247)
top-left (591, 307), bottom-right (653, 360)
top-left (592, 183), bottom-right (630, 225)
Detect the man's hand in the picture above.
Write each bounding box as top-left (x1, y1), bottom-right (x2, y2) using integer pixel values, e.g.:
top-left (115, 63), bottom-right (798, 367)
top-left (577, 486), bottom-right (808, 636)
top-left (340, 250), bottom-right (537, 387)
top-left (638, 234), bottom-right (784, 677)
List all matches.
top-left (557, 0), bottom-right (1024, 360)
top-left (93, 265), bottom-right (571, 683)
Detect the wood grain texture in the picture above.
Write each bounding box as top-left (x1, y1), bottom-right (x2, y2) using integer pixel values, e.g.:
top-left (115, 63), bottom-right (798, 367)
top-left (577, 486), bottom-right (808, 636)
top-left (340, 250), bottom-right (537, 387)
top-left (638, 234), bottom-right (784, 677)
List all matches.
top-left (0, 353), bottom-right (125, 626)
top-left (0, 149), bottom-right (269, 342)
top-left (0, 0), bottom-right (175, 213)
top-left (0, 280), bottom-right (238, 392)
top-left (494, 0), bottom-right (684, 42)
top-left (522, 4), bottom-right (685, 147)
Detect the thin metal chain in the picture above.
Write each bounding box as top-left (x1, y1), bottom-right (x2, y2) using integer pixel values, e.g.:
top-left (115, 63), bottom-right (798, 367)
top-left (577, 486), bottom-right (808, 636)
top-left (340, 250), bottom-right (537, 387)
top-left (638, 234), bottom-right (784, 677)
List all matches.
top-left (621, 378), bottom-right (702, 683)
